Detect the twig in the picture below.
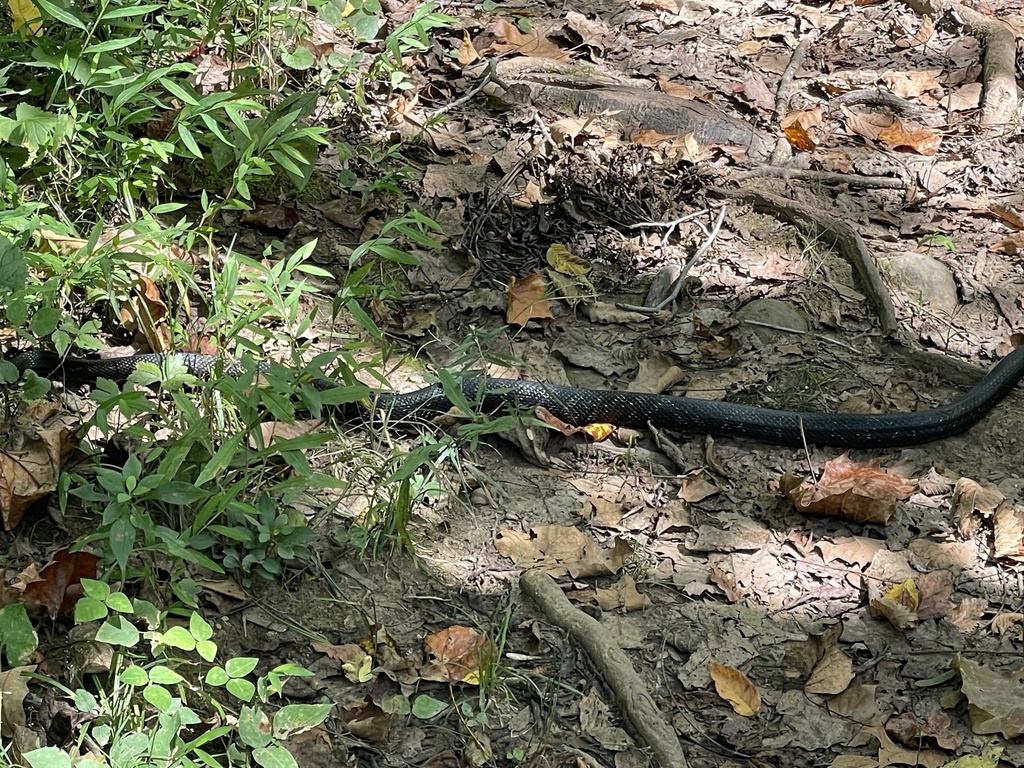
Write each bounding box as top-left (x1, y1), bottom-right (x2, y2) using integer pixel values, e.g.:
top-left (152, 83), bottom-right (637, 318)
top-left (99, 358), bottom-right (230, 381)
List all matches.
top-left (826, 88), bottom-right (920, 116)
top-left (618, 205), bottom-right (727, 315)
top-left (430, 58), bottom-right (510, 119)
top-left (520, 570), bottom-right (689, 768)
top-left (773, 34), bottom-right (815, 124)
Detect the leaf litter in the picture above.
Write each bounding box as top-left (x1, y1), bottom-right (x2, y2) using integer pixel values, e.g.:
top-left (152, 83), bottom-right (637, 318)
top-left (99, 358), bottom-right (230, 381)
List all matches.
top-left (12, 0), bottom-right (1024, 765)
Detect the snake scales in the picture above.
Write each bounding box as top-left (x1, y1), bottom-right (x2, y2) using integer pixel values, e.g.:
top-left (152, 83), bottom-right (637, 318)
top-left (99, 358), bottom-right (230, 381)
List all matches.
top-left (11, 346), bottom-right (1024, 448)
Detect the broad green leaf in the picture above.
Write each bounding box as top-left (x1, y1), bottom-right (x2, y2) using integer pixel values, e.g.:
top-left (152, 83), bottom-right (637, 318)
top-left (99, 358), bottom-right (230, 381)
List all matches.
top-left (118, 666), bottom-right (149, 686)
top-left (158, 625), bottom-right (196, 651)
top-left (0, 236), bottom-right (28, 290)
top-left (24, 747), bottom-right (73, 768)
top-left (95, 616), bottom-right (140, 647)
top-left (237, 705), bottom-right (272, 749)
top-left (253, 745), bottom-right (299, 768)
top-left (411, 694), bottom-right (447, 719)
top-left (143, 683), bottom-right (173, 712)
top-left (272, 702), bottom-right (333, 738)
top-left (0, 603), bottom-right (37, 665)
top-left (73, 597), bottom-right (108, 624)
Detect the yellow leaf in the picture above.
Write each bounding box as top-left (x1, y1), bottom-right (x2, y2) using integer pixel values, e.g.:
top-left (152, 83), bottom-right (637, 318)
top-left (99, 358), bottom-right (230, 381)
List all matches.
top-left (9, 0), bottom-right (43, 34)
top-left (709, 661), bottom-right (761, 717)
top-left (546, 243), bottom-right (592, 276)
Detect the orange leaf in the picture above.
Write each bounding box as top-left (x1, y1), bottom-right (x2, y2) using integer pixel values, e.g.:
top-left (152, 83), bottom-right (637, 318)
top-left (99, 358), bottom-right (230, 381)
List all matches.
top-left (877, 117), bottom-right (941, 156)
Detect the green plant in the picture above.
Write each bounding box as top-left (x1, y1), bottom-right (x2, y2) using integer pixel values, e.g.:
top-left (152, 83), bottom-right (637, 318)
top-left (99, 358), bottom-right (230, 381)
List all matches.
top-left (17, 579), bottom-right (331, 768)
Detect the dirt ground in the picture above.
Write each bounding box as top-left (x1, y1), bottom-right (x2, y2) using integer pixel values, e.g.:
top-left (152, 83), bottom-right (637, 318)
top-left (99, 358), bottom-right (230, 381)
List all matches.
top-left (225, 0), bottom-right (1024, 766)
top-left (27, 0), bottom-right (1024, 766)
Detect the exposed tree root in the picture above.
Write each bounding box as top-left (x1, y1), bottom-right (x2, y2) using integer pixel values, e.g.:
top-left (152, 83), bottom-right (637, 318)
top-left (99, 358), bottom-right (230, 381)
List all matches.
top-left (519, 570), bottom-right (689, 768)
top-left (905, 0), bottom-right (1019, 130)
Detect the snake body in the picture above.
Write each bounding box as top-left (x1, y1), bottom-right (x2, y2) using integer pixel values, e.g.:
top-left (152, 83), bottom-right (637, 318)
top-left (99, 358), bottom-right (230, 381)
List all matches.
top-left (11, 346), bottom-right (1024, 448)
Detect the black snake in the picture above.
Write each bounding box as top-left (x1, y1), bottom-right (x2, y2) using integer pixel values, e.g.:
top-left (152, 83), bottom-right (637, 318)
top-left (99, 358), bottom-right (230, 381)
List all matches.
top-left (10, 346), bottom-right (1024, 448)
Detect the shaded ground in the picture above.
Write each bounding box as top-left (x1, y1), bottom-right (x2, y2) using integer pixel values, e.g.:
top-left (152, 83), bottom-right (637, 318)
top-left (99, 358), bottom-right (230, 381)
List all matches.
top-left (21, 0), bottom-right (1024, 766)
top-left (207, 0), bottom-right (1024, 766)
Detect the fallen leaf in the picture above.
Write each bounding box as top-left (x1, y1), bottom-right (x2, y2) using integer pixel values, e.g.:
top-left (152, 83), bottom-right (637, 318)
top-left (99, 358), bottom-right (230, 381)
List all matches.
top-left (422, 625), bottom-right (495, 684)
top-left (709, 661), bottom-right (761, 716)
top-left (953, 655), bottom-right (1024, 738)
top-left (877, 117), bottom-right (941, 156)
top-left (595, 574), bottom-right (650, 612)
top-left (21, 550), bottom-right (101, 619)
top-left (506, 274), bottom-right (554, 326)
top-left (779, 454), bottom-right (915, 524)
top-left (486, 18), bottom-right (570, 60)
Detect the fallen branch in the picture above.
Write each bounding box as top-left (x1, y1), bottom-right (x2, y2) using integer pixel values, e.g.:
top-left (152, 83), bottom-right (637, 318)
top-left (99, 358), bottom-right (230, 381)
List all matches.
top-left (519, 570), bottom-right (689, 768)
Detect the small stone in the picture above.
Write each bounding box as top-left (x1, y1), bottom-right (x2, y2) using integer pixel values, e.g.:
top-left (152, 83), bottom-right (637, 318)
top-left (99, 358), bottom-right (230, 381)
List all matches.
top-left (736, 298), bottom-right (809, 342)
top-left (879, 251), bottom-right (958, 314)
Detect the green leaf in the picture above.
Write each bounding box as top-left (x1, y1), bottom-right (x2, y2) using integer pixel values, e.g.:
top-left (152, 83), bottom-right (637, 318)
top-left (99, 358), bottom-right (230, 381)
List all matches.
top-left (82, 36), bottom-right (143, 54)
top-left (24, 746), bottom-right (74, 768)
top-left (196, 639), bottom-right (218, 662)
top-left (272, 702), bottom-right (333, 738)
top-left (225, 656), bottom-right (259, 678)
top-left (176, 123), bottom-right (204, 158)
top-left (143, 683), bottom-right (173, 712)
top-left (118, 665), bottom-right (149, 686)
top-left (0, 236), bottom-right (28, 290)
top-left (109, 516), bottom-right (136, 576)
top-left (73, 688), bottom-right (98, 713)
top-left (160, 77), bottom-right (200, 107)
top-left (237, 705), bottom-right (273, 749)
top-left (195, 432), bottom-right (245, 485)
top-left (31, 0), bottom-right (87, 29)
top-left (157, 625), bottom-right (197, 651)
top-left (281, 46), bottom-right (315, 70)
top-left (104, 591), bottom-right (134, 614)
top-left (226, 677), bottom-right (256, 703)
top-left (148, 481), bottom-right (207, 505)
top-left (205, 667), bottom-right (229, 686)
top-left (79, 578), bottom-right (109, 600)
top-left (411, 694), bottom-right (448, 719)
top-left (253, 744), bottom-right (299, 768)
top-left (95, 616), bottom-right (140, 648)
top-left (29, 306), bottom-right (61, 336)
top-left (190, 612), bottom-right (214, 641)
top-left (148, 665), bottom-right (185, 685)
top-left (0, 603), bottom-right (38, 665)
top-left (73, 597), bottom-right (108, 624)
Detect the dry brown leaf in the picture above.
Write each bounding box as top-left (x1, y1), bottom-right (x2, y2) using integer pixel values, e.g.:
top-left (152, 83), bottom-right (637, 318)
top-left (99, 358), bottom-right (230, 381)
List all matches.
top-left (948, 597), bottom-right (988, 633)
top-left (885, 711), bottom-right (963, 751)
top-left (815, 536), bottom-right (884, 567)
top-left (493, 526), bottom-right (631, 578)
top-left (779, 454), bottom-right (915, 524)
top-left (708, 560), bottom-right (741, 603)
top-left (506, 274), bottom-right (554, 326)
top-left (0, 667), bottom-right (32, 739)
top-left (890, 15), bottom-right (934, 48)
top-left (952, 477), bottom-right (1004, 537)
top-left (877, 117), bottom-right (941, 156)
top-left (458, 30), bottom-right (479, 65)
top-left (534, 405), bottom-right (615, 441)
top-left (312, 642), bottom-right (374, 683)
top-left (678, 472), bottom-right (720, 503)
top-left (241, 199), bottom-right (301, 231)
top-left (0, 417), bottom-right (78, 529)
top-left (339, 696), bottom-right (392, 744)
top-left (486, 18), bottom-right (570, 60)
top-left (991, 612), bottom-right (1024, 634)
top-left (992, 503), bottom-right (1024, 561)
top-left (21, 549), bottom-right (101, 619)
top-left (805, 644), bottom-right (854, 695)
top-left (783, 622), bottom-right (843, 680)
top-left (841, 106), bottom-right (893, 141)
top-left (422, 625), bottom-right (495, 685)
top-left (709, 661), bottom-right (761, 716)
top-left (595, 574), bottom-right (651, 612)
top-left (953, 654), bottom-right (1024, 738)
top-left (781, 107), bottom-right (823, 152)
